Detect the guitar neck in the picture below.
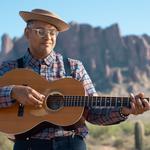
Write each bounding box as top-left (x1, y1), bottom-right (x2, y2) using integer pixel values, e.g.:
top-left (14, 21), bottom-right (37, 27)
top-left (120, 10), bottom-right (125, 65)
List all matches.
top-left (63, 96), bottom-right (149, 108)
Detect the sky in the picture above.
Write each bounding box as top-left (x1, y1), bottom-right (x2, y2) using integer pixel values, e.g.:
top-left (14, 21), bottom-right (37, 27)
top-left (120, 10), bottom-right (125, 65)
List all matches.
top-left (0, 0), bottom-right (150, 39)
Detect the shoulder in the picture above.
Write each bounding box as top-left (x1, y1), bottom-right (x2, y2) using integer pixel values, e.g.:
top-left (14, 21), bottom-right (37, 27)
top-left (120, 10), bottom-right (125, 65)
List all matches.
top-left (0, 59), bottom-right (18, 68)
top-left (68, 58), bottom-right (83, 68)
top-left (55, 52), bottom-right (83, 67)
top-left (0, 59), bottom-right (18, 76)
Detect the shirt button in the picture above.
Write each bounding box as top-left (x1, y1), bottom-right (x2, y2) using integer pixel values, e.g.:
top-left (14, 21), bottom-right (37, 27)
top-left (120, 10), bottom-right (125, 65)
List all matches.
top-left (26, 137), bottom-right (30, 140)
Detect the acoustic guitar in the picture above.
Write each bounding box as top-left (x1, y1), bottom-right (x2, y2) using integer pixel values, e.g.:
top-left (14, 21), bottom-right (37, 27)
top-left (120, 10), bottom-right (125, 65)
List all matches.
top-left (0, 69), bottom-right (147, 135)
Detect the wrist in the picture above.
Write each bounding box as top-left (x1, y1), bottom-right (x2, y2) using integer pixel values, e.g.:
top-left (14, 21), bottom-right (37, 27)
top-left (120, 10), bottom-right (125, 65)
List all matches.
top-left (119, 107), bottom-right (129, 118)
top-left (11, 85), bottom-right (16, 99)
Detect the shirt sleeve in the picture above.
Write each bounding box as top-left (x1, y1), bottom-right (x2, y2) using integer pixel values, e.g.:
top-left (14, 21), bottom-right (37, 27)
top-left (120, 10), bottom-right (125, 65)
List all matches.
top-left (86, 107), bottom-right (128, 125)
top-left (71, 60), bottom-right (128, 125)
top-left (0, 61), bottom-right (17, 108)
top-left (71, 60), bottom-right (97, 96)
top-left (0, 85), bottom-right (16, 108)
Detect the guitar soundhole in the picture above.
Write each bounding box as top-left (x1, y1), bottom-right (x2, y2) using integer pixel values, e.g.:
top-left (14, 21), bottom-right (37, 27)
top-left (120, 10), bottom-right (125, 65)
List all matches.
top-left (46, 94), bottom-right (64, 111)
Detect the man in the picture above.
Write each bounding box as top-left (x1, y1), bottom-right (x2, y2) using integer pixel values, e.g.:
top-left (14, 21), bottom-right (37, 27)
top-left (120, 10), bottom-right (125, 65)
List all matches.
top-left (0, 9), bottom-right (149, 150)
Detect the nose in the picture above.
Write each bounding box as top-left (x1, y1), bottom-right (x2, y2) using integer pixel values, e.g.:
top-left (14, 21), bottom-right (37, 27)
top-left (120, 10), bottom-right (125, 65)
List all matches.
top-left (44, 32), bottom-right (52, 40)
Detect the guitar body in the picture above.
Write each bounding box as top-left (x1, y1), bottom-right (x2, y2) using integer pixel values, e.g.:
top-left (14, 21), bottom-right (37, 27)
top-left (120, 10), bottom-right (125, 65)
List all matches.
top-left (0, 69), bottom-right (85, 134)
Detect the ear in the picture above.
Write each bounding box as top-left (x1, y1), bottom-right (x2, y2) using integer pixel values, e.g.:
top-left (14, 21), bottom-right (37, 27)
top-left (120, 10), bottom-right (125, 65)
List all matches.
top-left (24, 28), bottom-right (29, 39)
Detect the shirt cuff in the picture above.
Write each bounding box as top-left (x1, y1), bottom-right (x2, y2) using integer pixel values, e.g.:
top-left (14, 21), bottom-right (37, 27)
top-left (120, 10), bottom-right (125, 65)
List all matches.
top-left (0, 85), bottom-right (16, 107)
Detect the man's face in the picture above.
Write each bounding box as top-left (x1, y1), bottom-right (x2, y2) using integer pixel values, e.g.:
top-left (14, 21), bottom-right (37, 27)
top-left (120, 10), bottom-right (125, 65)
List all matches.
top-left (25, 20), bottom-right (58, 59)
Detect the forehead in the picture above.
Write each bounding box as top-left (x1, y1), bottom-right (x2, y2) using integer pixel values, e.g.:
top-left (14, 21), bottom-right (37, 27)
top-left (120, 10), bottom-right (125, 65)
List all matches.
top-left (30, 20), bottom-right (57, 30)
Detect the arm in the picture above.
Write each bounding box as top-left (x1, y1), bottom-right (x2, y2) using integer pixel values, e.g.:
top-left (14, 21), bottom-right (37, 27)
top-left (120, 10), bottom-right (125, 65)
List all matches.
top-left (0, 85), bottom-right (16, 108)
top-left (0, 61), bottom-right (17, 108)
top-left (72, 60), bottom-right (127, 125)
top-left (86, 107), bottom-right (127, 125)
top-left (0, 60), bottom-right (46, 109)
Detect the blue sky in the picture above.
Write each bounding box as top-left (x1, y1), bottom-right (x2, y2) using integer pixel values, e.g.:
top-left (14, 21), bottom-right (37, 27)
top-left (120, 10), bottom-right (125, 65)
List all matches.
top-left (0, 0), bottom-right (150, 39)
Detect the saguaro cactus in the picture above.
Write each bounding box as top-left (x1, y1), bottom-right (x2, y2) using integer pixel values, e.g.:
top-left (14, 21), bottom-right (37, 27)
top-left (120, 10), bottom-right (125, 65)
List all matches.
top-left (134, 121), bottom-right (144, 150)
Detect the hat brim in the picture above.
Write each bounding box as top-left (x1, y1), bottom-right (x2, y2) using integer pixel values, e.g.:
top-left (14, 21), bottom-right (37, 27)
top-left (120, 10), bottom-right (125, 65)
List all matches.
top-left (19, 11), bottom-right (70, 32)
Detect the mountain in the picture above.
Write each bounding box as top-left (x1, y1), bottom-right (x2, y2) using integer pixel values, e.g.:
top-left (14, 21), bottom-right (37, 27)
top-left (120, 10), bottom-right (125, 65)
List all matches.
top-left (1, 23), bottom-right (150, 95)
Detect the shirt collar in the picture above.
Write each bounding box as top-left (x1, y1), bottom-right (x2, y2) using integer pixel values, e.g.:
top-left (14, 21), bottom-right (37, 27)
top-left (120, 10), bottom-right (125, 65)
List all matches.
top-left (23, 49), bottom-right (56, 66)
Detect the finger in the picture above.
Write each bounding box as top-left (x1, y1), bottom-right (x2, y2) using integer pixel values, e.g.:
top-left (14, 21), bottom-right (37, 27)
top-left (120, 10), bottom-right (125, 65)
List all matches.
top-left (142, 99), bottom-right (150, 110)
top-left (130, 102), bottom-right (137, 114)
top-left (35, 104), bottom-right (43, 109)
top-left (130, 93), bottom-right (135, 103)
top-left (136, 98), bottom-right (144, 110)
top-left (31, 89), bottom-right (45, 102)
top-left (27, 94), bottom-right (43, 105)
top-left (135, 92), bottom-right (144, 99)
top-left (139, 92), bottom-right (144, 98)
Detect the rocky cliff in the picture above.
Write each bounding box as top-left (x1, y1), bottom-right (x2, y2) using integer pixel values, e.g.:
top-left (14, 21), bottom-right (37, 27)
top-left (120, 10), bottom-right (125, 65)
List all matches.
top-left (1, 23), bottom-right (150, 95)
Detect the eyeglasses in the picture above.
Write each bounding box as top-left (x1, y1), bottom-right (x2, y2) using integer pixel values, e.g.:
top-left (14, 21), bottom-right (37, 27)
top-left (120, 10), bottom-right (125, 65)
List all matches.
top-left (30, 28), bottom-right (59, 38)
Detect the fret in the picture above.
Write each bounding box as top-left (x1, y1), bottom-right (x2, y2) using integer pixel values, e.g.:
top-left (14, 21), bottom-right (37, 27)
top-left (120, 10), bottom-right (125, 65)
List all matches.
top-left (122, 97), bottom-right (130, 108)
top-left (73, 96), bottom-right (75, 106)
top-left (79, 96), bottom-right (81, 106)
top-left (79, 96), bottom-right (82, 106)
top-left (98, 97), bottom-right (101, 106)
top-left (76, 96), bottom-right (78, 106)
top-left (100, 97), bottom-right (102, 107)
top-left (68, 96), bottom-right (71, 106)
top-left (106, 97), bottom-right (111, 106)
top-left (73, 96), bottom-right (79, 106)
top-left (64, 96), bottom-right (67, 106)
top-left (88, 96), bottom-right (91, 107)
top-left (64, 96), bottom-right (66, 106)
top-left (91, 96), bottom-right (93, 106)
top-left (87, 96), bottom-right (89, 107)
top-left (95, 97), bottom-right (98, 106)
top-left (121, 97), bottom-right (123, 107)
top-left (101, 97), bottom-right (105, 107)
top-left (93, 97), bottom-right (97, 107)
top-left (122, 98), bottom-right (127, 107)
top-left (80, 96), bottom-right (83, 106)
top-left (117, 97), bottom-right (122, 107)
top-left (80, 96), bottom-right (84, 106)
top-left (66, 96), bottom-right (69, 106)
top-left (69, 96), bottom-right (72, 106)
top-left (84, 96), bottom-right (87, 107)
top-left (91, 96), bottom-right (95, 107)
top-left (91, 96), bottom-right (94, 107)
top-left (72, 96), bottom-right (75, 106)
top-left (67, 96), bottom-right (69, 106)
top-left (89, 97), bottom-right (92, 106)
top-left (82, 96), bottom-right (85, 106)
top-left (74, 96), bottom-right (77, 106)
top-left (96, 97), bottom-right (99, 106)
top-left (111, 97), bottom-right (116, 107)
top-left (83, 96), bottom-right (85, 106)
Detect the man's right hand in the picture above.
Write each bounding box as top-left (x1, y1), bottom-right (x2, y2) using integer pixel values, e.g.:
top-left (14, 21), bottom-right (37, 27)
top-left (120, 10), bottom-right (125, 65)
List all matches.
top-left (11, 85), bottom-right (45, 107)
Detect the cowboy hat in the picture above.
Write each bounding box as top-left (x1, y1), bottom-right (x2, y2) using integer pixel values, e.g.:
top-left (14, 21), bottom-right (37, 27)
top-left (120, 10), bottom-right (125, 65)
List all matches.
top-left (19, 9), bottom-right (70, 32)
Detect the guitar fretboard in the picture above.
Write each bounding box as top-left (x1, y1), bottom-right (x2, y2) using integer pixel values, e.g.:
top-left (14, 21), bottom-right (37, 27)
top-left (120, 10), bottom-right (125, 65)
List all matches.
top-left (48, 96), bottom-right (149, 108)
top-left (63, 96), bottom-right (131, 108)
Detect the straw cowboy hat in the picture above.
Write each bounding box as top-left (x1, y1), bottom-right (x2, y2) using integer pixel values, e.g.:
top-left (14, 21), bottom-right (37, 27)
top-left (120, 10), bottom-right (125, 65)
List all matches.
top-left (19, 9), bottom-right (70, 32)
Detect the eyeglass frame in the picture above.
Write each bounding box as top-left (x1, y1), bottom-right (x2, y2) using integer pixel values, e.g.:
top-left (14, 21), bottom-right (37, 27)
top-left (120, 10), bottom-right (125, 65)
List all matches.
top-left (28, 27), bottom-right (59, 38)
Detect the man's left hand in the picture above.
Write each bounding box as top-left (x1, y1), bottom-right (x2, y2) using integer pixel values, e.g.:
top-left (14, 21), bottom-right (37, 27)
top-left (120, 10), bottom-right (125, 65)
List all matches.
top-left (121, 93), bottom-right (150, 116)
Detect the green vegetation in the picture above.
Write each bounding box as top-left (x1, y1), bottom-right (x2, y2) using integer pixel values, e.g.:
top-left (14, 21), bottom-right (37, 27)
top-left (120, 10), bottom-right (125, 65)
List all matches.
top-left (134, 121), bottom-right (144, 150)
top-left (0, 133), bottom-right (13, 150)
top-left (87, 120), bottom-right (150, 150)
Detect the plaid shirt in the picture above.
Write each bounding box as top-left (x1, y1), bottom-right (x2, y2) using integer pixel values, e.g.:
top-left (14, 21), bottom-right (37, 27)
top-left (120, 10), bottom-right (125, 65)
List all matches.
top-left (0, 49), bottom-right (127, 139)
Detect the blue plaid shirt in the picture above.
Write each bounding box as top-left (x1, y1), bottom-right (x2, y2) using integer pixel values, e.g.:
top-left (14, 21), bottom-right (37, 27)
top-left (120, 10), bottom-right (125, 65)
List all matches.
top-left (0, 49), bottom-right (127, 139)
